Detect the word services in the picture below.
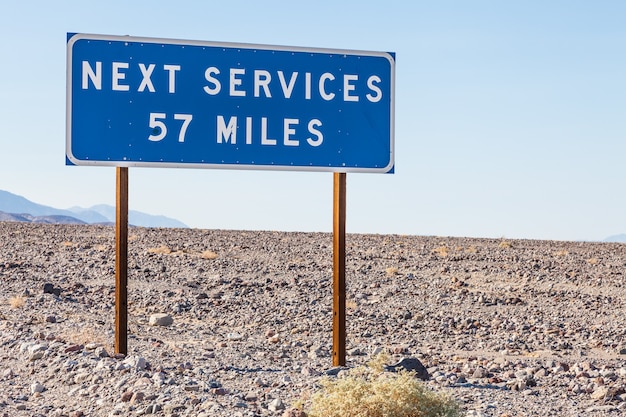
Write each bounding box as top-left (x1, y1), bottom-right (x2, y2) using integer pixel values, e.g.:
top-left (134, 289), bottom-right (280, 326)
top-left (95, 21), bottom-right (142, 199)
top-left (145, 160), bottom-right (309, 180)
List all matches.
top-left (67, 34), bottom-right (395, 173)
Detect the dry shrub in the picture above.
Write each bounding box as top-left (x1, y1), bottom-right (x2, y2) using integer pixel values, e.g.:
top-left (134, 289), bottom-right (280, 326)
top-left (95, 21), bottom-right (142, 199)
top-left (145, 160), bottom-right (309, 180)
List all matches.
top-left (498, 240), bottom-right (512, 249)
top-left (432, 246), bottom-right (449, 257)
top-left (465, 246), bottom-right (478, 254)
top-left (9, 296), bottom-right (25, 309)
top-left (148, 246), bottom-right (218, 259)
top-left (587, 257), bottom-right (599, 265)
top-left (555, 250), bottom-right (569, 257)
top-left (61, 326), bottom-right (113, 354)
top-left (148, 245), bottom-right (172, 255)
top-left (201, 250), bottom-right (219, 260)
top-left (385, 267), bottom-right (400, 276)
top-left (304, 354), bottom-right (461, 417)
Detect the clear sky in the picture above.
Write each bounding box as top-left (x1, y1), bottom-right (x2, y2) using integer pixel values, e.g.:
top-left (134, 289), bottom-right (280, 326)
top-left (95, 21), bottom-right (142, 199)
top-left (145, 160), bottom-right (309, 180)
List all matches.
top-left (1, 1), bottom-right (625, 241)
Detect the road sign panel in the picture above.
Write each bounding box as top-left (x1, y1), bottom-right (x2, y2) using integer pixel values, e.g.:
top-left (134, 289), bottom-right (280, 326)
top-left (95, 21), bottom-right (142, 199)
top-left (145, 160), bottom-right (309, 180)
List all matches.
top-left (67, 33), bottom-right (395, 173)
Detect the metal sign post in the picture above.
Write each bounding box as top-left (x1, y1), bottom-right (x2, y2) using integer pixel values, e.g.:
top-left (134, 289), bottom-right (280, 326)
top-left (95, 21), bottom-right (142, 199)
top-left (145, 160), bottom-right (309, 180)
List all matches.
top-left (333, 172), bottom-right (347, 366)
top-left (115, 167), bottom-right (129, 355)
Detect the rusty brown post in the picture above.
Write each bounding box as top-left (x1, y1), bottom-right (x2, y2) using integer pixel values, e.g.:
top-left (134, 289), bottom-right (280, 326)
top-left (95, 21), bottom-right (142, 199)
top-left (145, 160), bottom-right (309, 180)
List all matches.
top-left (333, 172), bottom-right (347, 366)
top-left (115, 167), bottom-right (129, 355)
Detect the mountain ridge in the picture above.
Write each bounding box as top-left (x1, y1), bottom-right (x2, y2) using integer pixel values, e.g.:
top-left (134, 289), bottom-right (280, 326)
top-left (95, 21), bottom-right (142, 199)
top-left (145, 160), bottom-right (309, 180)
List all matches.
top-left (0, 190), bottom-right (188, 228)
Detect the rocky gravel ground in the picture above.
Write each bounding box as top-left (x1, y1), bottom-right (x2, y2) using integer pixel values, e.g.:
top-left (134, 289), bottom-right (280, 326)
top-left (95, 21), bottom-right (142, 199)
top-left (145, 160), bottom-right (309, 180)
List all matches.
top-left (0, 222), bottom-right (625, 416)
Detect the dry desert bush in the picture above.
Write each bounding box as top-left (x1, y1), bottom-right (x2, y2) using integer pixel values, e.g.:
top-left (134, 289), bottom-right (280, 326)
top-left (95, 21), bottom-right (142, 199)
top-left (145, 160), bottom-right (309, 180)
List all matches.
top-left (432, 246), bottom-right (449, 257)
top-left (61, 325), bottom-right (114, 355)
top-left (385, 267), bottom-right (400, 276)
top-left (8, 296), bottom-right (25, 309)
top-left (301, 354), bottom-right (461, 417)
top-left (200, 250), bottom-right (219, 260)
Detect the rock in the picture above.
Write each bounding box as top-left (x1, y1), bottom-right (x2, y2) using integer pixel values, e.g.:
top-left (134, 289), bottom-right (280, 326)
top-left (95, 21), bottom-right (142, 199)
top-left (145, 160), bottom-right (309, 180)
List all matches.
top-left (130, 391), bottom-right (145, 404)
top-left (184, 383), bottom-right (200, 392)
top-left (64, 344), bottom-right (83, 353)
top-left (472, 367), bottom-right (487, 379)
top-left (94, 346), bottom-right (109, 358)
top-left (586, 405), bottom-right (617, 412)
top-left (123, 356), bottom-right (148, 371)
top-left (301, 366), bottom-right (321, 377)
top-left (347, 347), bottom-right (363, 356)
top-left (149, 313), bottom-right (173, 327)
top-left (244, 392), bottom-right (258, 401)
top-left (370, 346), bottom-right (384, 356)
top-left (268, 398), bottom-right (285, 412)
top-left (282, 408), bottom-right (307, 417)
top-left (43, 283), bottom-right (55, 294)
top-left (30, 381), bottom-right (45, 393)
top-left (385, 357), bottom-right (430, 380)
top-left (591, 386), bottom-right (609, 400)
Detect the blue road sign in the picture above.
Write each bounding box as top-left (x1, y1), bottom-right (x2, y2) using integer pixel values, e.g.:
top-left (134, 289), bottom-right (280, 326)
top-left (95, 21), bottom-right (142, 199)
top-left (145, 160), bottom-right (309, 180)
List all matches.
top-left (66, 33), bottom-right (395, 173)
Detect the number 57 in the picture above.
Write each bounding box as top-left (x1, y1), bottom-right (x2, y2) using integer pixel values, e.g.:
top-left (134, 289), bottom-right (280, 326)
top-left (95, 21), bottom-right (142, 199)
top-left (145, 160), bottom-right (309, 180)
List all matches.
top-left (148, 113), bottom-right (193, 142)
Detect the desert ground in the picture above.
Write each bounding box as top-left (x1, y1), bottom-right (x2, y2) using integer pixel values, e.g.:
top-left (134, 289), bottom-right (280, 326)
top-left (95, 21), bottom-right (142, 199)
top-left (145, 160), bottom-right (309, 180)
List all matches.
top-left (0, 222), bottom-right (625, 416)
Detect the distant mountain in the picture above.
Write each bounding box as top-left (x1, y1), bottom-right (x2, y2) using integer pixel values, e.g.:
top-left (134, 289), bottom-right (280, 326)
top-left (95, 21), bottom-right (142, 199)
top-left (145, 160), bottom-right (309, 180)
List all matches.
top-left (604, 234), bottom-right (626, 243)
top-left (68, 204), bottom-right (188, 228)
top-left (0, 211), bottom-right (31, 223)
top-left (0, 211), bottom-right (87, 225)
top-left (0, 190), bottom-right (188, 228)
top-left (0, 190), bottom-right (82, 219)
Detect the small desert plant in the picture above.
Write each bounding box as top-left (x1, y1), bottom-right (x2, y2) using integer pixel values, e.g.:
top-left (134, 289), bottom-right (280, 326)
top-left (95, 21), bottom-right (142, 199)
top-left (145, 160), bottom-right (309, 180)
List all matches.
top-left (148, 245), bottom-right (173, 255)
top-left (61, 326), bottom-right (114, 354)
top-left (498, 240), bottom-right (512, 249)
top-left (303, 354), bottom-right (461, 417)
top-left (9, 296), bottom-right (25, 309)
top-left (386, 267), bottom-right (400, 276)
top-left (432, 246), bottom-right (449, 257)
top-left (201, 250), bottom-right (219, 260)
top-left (465, 246), bottom-right (478, 254)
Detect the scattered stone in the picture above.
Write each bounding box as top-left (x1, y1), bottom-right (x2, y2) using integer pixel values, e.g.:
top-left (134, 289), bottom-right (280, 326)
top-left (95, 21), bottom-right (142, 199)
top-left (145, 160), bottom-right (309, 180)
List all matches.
top-left (591, 386), bottom-right (609, 400)
top-left (268, 398), bottom-right (285, 412)
top-left (385, 357), bottom-right (430, 380)
top-left (226, 332), bottom-right (244, 341)
top-left (148, 313), bottom-right (173, 327)
top-left (130, 391), bottom-right (145, 404)
top-left (282, 408), bottom-right (307, 417)
top-left (64, 344), bottom-right (83, 353)
top-left (30, 381), bottom-right (45, 394)
top-left (244, 392), bottom-right (258, 401)
top-left (1, 224), bottom-right (625, 416)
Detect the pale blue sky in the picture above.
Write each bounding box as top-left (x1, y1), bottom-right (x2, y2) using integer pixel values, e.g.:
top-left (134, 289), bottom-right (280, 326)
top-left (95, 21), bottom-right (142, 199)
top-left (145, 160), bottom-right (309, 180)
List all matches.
top-left (1, 1), bottom-right (625, 241)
